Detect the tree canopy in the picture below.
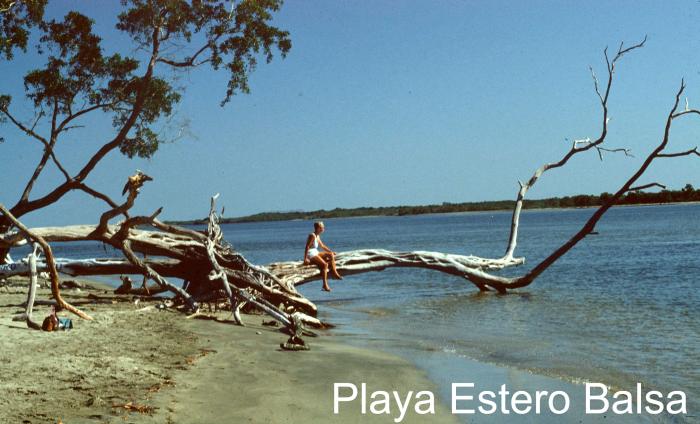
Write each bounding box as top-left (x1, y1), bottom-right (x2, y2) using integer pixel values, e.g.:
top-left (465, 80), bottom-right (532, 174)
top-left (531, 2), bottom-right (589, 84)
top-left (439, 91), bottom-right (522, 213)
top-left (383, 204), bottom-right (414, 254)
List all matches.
top-left (0, 0), bottom-right (290, 235)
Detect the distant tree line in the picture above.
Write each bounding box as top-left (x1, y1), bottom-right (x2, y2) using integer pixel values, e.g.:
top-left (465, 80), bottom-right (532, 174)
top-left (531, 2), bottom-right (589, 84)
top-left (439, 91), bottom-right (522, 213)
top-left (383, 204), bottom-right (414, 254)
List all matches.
top-left (169, 184), bottom-right (700, 225)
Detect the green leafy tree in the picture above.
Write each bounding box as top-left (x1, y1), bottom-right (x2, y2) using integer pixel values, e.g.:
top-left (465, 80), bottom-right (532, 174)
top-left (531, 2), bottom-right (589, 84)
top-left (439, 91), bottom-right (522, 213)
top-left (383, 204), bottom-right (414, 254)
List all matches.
top-left (0, 0), bottom-right (291, 253)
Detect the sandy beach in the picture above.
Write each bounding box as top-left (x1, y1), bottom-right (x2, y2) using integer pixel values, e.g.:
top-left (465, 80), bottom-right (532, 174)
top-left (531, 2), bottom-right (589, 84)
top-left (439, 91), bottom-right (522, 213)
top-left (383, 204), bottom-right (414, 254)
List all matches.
top-left (0, 277), bottom-right (457, 424)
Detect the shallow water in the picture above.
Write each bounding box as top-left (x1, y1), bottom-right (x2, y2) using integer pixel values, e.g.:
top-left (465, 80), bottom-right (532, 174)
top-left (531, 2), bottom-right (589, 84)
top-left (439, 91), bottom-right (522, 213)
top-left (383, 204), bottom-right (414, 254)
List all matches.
top-left (227, 203), bottom-right (699, 422)
top-left (25, 203), bottom-right (699, 422)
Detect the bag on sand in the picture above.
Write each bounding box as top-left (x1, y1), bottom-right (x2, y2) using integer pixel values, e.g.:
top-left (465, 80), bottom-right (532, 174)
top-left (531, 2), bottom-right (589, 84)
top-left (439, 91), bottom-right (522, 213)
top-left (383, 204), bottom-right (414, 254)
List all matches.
top-left (41, 315), bottom-right (58, 331)
top-left (41, 315), bottom-right (73, 331)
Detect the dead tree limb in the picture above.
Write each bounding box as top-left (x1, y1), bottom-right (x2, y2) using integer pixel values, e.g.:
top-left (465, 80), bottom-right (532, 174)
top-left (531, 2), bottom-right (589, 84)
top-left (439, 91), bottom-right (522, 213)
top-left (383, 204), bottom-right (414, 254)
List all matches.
top-left (2, 39), bottom-right (695, 324)
top-left (267, 249), bottom-right (523, 289)
top-left (205, 193), bottom-right (239, 321)
top-left (267, 78), bottom-right (697, 294)
top-left (0, 172), bottom-right (319, 317)
top-left (202, 194), bottom-right (323, 328)
top-left (0, 203), bottom-right (92, 320)
top-left (22, 243), bottom-right (42, 329)
top-left (268, 39), bottom-right (696, 294)
top-left (509, 79), bottom-right (698, 289)
top-left (501, 37), bottom-right (646, 261)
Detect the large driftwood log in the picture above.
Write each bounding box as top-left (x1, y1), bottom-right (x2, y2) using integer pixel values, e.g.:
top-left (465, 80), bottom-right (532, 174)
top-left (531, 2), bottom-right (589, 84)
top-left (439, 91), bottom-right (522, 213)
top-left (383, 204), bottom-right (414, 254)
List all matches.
top-left (265, 39), bottom-right (699, 293)
top-left (0, 178), bottom-right (319, 322)
top-left (2, 39), bottom-right (698, 326)
top-left (268, 249), bottom-right (524, 290)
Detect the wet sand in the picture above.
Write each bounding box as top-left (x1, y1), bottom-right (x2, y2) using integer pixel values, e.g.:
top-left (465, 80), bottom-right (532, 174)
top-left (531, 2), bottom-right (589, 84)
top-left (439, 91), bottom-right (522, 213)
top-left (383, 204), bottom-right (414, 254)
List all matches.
top-left (124, 319), bottom-right (458, 424)
top-left (0, 277), bottom-right (457, 423)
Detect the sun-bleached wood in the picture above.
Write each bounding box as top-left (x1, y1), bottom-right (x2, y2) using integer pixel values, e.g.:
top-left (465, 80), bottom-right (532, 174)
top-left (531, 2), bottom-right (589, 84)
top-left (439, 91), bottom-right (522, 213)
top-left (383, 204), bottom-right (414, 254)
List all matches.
top-left (2, 39), bottom-right (698, 325)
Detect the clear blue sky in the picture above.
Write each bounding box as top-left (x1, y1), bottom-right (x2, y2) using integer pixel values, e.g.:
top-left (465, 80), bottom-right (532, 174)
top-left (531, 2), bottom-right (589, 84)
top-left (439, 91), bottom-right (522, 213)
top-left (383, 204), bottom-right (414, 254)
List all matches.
top-left (1, 0), bottom-right (699, 227)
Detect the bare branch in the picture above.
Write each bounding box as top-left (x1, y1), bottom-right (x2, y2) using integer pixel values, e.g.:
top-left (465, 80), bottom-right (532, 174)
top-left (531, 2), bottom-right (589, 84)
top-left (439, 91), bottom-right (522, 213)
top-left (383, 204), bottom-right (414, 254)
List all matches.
top-left (60, 124), bottom-right (85, 132)
top-left (589, 66), bottom-right (604, 104)
top-left (3, 104), bottom-right (73, 200)
top-left (1, 107), bottom-right (50, 145)
top-left (595, 146), bottom-right (634, 161)
top-left (115, 207), bottom-right (163, 241)
top-left (616, 35), bottom-right (647, 58)
top-left (0, 203), bottom-right (92, 320)
top-left (96, 171), bottom-right (152, 236)
top-left (657, 147), bottom-right (700, 158)
top-left (156, 36), bottom-right (220, 68)
top-left (671, 109), bottom-right (700, 119)
top-left (29, 109), bottom-right (45, 133)
top-left (510, 79), bottom-right (686, 289)
top-left (75, 183), bottom-right (126, 215)
top-left (151, 219), bottom-right (208, 244)
top-left (157, 56), bottom-right (212, 68)
top-left (0, 1), bottom-right (16, 13)
top-left (56, 102), bottom-right (120, 134)
top-left (627, 182), bottom-right (666, 192)
top-left (501, 38), bottom-right (645, 260)
top-left (120, 239), bottom-right (196, 309)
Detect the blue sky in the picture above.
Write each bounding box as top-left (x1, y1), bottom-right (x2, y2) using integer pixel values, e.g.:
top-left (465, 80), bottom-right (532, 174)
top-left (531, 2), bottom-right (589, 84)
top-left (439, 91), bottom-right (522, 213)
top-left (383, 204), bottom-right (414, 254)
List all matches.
top-left (1, 0), bottom-right (699, 226)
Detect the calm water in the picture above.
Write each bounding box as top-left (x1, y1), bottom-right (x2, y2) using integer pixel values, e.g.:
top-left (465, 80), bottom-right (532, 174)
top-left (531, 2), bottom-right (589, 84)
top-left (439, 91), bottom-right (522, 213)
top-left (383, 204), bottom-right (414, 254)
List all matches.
top-left (24, 203), bottom-right (699, 421)
top-left (223, 203), bottom-right (699, 422)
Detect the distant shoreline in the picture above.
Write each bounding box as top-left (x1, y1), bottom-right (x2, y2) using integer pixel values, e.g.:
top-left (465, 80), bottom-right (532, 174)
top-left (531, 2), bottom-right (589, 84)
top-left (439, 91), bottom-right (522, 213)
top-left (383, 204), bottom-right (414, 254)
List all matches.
top-left (167, 187), bottom-right (700, 225)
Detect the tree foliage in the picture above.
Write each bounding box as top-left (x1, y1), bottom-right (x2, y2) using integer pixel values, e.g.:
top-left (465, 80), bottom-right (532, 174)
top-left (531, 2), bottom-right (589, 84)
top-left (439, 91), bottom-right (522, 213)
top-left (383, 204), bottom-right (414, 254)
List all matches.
top-left (0, 0), bottom-right (291, 236)
top-left (0, 0), bottom-right (48, 59)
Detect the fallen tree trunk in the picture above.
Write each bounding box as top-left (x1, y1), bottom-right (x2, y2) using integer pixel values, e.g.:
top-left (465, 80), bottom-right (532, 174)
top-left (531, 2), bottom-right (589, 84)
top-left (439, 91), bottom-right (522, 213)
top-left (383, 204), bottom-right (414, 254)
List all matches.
top-left (0, 186), bottom-right (321, 331)
top-left (1, 40), bottom-right (697, 329)
top-left (0, 223), bottom-right (317, 315)
top-left (267, 249), bottom-right (524, 290)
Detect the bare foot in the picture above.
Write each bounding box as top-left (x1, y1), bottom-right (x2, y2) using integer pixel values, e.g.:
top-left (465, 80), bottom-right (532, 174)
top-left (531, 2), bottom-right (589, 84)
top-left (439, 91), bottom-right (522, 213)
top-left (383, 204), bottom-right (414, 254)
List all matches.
top-left (332, 272), bottom-right (343, 280)
top-left (322, 286), bottom-right (332, 292)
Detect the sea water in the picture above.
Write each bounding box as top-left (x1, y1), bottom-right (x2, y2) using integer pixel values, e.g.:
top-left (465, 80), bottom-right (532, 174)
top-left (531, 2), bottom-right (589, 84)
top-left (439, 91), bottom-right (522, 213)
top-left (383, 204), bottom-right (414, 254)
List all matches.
top-left (224, 203), bottom-right (699, 422)
top-left (29, 203), bottom-right (699, 422)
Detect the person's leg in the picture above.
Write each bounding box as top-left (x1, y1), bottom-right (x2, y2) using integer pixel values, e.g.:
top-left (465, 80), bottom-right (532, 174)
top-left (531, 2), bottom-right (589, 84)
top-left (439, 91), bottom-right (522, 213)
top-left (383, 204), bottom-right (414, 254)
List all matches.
top-left (321, 252), bottom-right (342, 279)
top-left (310, 255), bottom-right (331, 291)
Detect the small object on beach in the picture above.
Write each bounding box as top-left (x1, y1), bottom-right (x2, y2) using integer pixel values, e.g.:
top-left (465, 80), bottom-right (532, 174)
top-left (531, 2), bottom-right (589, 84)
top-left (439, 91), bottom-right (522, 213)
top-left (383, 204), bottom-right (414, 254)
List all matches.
top-left (112, 401), bottom-right (156, 414)
top-left (85, 395), bottom-right (104, 407)
top-left (41, 315), bottom-right (57, 331)
top-left (41, 305), bottom-right (59, 331)
top-left (156, 303), bottom-right (166, 310)
top-left (256, 331), bottom-right (262, 335)
top-left (280, 335), bottom-right (310, 351)
top-left (41, 316), bottom-right (72, 331)
top-left (60, 279), bottom-right (85, 289)
top-left (58, 317), bottom-right (73, 330)
top-left (114, 275), bottom-right (133, 294)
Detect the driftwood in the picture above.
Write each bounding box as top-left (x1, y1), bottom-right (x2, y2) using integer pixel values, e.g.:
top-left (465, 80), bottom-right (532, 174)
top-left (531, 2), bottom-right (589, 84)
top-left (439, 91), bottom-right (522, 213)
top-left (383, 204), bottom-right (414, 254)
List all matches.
top-left (12, 243), bottom-right (43, 330)
top-left (1, 39), bottom-right (698, 330)
top-left (0, 183), bottom-right (321, 330)
top-left (267, 250), bottom-right (524, 291)
top-left (24, 244), bottom-right (41, 329)
top-left (265, 38), bottom-right (696, 293)
top-left (0, 203), bottom-right (92, 320)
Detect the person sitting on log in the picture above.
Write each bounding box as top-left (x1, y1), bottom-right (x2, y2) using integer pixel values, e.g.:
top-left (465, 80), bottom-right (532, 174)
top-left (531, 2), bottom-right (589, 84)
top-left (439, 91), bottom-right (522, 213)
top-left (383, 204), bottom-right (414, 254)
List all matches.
top-left (303, 221), bottom-right (342, 291)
